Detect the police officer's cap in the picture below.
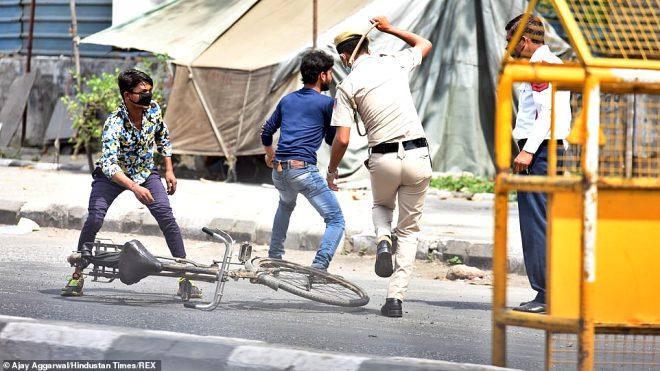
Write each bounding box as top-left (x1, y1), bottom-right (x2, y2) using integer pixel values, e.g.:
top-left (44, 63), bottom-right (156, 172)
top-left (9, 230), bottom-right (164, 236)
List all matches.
top-left (334, 30), bottom-right (369, 49)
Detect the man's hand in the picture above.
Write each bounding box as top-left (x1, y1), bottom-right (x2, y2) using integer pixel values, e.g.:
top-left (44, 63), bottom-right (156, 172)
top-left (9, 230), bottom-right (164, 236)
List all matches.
top-left (165, 170), bottom-right (177, 195)
top-left (370, 15), bottom-right (432, 58)
top-left (264, 153), bottom-right (274, 168)
top-left (264, 146), bottom-right (275, 169)
top-left (513, 151), bottom-right (534, 173)
top-left (370, 16), bottom-right (393, 33)
top-left (130, 183), bottom-right (155, 205)
top-left (326, 169), bottom-right (339, 191)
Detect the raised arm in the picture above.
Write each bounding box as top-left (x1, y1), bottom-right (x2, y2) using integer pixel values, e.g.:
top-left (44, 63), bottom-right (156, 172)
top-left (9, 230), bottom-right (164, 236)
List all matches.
top-left (370, 16), bottom-right (432, 57)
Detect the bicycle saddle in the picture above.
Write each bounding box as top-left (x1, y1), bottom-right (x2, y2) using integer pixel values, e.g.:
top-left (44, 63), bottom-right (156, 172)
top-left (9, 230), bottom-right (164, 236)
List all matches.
top-left (118, 240), bottom-right (163, 285)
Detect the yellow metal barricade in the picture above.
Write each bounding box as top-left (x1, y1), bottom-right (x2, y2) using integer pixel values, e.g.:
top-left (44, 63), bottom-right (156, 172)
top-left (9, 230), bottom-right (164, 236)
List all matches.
top-left (492, 1), bottom-right (659, 369)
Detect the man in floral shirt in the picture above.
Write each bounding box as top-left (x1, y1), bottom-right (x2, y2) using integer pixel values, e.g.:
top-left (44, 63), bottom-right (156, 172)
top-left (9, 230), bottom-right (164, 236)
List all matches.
top-left (61, 69), bottom-right (200, 298)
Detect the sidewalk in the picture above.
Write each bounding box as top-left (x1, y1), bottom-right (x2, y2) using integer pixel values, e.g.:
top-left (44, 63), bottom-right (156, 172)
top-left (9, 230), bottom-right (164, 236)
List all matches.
top-left (0, 160), bottom-right (524, 272)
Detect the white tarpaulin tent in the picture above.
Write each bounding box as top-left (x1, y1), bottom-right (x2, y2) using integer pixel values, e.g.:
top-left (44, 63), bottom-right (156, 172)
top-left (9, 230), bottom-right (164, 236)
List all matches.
top-left (82, 0), bottom-right (570, 177)
top-left (83, 0), bottom-right (259, 64)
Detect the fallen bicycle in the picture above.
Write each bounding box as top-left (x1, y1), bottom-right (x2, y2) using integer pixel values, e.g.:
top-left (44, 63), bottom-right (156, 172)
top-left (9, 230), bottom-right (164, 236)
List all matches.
top-left (66, 227), bottom-right (370, 310)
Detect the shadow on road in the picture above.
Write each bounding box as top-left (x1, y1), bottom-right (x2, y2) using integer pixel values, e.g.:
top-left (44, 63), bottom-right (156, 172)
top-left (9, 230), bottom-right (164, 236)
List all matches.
top-left (407, 299), bottom-right (491, 311)
top-left (40, 288), bottom-right (183, 307)
top-left (39, 288), bottom-right (378, 315)
top-left (221, 299), bottom-right (378, 316)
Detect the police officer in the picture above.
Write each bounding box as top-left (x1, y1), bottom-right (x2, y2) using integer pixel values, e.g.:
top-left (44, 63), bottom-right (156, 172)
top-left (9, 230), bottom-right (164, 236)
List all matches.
top-left (327, 16), bottom-right (433, 318)
top-left (505, 14), bottom-right (571, 313)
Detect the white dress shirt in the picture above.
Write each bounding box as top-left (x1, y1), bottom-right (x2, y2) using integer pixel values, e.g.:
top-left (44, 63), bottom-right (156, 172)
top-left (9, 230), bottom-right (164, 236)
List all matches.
top-left (512, 45), bottom-right (572, 154)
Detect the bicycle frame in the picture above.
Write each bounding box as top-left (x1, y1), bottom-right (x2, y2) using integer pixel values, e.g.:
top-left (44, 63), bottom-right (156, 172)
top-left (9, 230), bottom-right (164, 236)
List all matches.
top-left (68, 227), bottom-right (257, 311)
top-left (67, 227), bottom-right (369, 310)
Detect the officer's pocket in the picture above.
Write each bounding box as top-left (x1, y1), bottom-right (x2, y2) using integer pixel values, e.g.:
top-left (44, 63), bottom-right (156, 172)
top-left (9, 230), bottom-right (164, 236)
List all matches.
top-left (417, 152), bottom-right (433, 179)
top-left (367, 153), bottom-right (382, 173)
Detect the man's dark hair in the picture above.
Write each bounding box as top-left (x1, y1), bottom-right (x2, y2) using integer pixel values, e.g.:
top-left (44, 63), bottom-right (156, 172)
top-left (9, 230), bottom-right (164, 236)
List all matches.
top-left (300, 50), bottom-right (334, 84)
top-left (336, 37), bottom-right (369, 57)
top-left (117, 68), bottom-right (153, 95)
top-left (505, 13), bottom-right (545, 44)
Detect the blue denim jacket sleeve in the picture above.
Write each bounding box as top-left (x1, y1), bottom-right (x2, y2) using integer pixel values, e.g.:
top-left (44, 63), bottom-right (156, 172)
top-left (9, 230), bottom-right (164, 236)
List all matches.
top-left (153, 103), bottom-right (173, 157)
top-left (261, 101), bottom-right (282, 146)
top-left (99, 115), bottom-right (123, 179)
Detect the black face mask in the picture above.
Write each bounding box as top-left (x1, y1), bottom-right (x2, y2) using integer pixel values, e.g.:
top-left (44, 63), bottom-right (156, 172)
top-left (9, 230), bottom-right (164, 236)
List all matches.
top-left (130, 91), bottom-right (152, 107)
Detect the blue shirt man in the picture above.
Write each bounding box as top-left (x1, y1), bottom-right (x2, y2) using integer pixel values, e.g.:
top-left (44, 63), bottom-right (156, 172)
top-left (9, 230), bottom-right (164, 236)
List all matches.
top-left (260, 50), bottom-right (344, 270)
top-left (261, 88), bottom-right (335, 163)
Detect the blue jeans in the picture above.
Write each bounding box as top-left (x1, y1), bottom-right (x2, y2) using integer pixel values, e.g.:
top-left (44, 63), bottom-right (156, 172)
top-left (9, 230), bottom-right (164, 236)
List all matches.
top-left (269, 165), bottom-right (345, 269)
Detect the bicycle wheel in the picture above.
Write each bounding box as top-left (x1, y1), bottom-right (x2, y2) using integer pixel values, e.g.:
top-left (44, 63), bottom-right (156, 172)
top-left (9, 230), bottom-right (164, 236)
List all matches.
top-left (251, 258), bottom-right (369, 307)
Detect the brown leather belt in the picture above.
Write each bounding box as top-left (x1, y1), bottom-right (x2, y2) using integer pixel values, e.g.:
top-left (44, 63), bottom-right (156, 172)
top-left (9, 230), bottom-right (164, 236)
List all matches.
top-left (275, 160), bottom-right (309, 171)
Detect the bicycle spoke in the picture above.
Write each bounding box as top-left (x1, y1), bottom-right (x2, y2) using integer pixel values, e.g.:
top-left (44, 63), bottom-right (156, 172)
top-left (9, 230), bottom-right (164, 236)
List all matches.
top-left (275, 269), bottom-right (359, 300)
top-left (252, 258), bottom-right (369, 307)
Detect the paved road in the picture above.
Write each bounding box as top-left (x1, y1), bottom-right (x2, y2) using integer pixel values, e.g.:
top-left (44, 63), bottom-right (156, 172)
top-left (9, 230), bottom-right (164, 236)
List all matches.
top-left (0, 228), bottom-right (542, 369)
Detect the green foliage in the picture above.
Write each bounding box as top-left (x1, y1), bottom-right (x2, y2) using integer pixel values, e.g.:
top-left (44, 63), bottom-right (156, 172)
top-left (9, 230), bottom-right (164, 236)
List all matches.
top-left (430, 175), bottom-right (494, 194)
top-left (447, 256), bottom-right (463, 266)
top-left (61, 69), bottom-right (121, 155)
top-left (0, 148), bottom-right (22, 159)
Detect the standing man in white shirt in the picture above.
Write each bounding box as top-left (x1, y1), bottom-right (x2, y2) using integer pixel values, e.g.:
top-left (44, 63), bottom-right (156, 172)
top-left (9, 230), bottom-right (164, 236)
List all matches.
top-left (327, 16), bottom-right (433, 318)
top-left (506, 14), bottom-right (571, 314)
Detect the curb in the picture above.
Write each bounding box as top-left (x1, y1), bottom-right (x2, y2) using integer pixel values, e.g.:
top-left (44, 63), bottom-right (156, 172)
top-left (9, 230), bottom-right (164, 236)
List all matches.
top-left (0, 200), bottom-right (24, 225)
top-left (348, 234), bottom-right (525, 274)
top-left (0, 158), bottom-right (88, 172)
top-left (0, 315), bottom-right (515, 371)
top-left (0, 199), bottom-right (524, 274)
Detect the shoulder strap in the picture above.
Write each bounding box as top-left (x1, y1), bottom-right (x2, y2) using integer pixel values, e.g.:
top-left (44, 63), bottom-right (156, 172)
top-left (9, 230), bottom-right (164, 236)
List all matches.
top-left (336, 85), bottom-right (367, 137)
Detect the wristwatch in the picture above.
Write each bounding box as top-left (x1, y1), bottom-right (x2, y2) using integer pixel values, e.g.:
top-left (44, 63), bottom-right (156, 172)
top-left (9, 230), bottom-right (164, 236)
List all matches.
top-left (327, 168), bottom-right (338, 178)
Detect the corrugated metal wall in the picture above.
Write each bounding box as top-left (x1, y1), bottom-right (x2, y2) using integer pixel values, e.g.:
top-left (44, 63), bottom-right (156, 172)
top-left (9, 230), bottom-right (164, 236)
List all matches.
top-left (0, 0), bottom-right (22, 53)
top-left (0, 0), bottom-right (112, 57)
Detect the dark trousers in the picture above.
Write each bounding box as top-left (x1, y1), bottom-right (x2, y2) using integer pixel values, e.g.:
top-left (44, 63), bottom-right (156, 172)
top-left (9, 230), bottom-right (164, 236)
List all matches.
top-left (77, 168), bottom-right (186, 258)
top-left (517, 141), bottom-right (564, 304)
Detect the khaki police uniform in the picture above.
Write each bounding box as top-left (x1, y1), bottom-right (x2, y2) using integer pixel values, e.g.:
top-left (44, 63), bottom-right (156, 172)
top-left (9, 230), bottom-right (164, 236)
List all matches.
top-left (331, 46), bottom-right (431, 301)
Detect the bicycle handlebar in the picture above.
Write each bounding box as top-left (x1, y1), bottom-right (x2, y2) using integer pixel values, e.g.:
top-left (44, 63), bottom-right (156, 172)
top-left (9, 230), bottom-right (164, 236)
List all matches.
top-left (201, 227), bottom-right (234, 245)
top-left (181, 227), bottom-right (235, 311)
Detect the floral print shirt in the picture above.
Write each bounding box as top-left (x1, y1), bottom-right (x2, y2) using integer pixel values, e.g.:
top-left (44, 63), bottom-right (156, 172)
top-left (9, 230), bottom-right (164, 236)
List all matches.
top-left (96, 101), bottom-right (172, 184)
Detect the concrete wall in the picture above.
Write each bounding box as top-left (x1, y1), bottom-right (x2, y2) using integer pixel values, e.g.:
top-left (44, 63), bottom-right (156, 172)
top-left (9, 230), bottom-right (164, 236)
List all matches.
top-left (0, 54), bottom-right (132, 147)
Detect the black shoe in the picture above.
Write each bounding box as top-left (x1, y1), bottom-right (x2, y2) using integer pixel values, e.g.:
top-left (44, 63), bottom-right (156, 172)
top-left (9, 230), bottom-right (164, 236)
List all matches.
top-left (520, 294), bottom-right (545, 307)
top-left (512, 301), bottom-right (546, 314)
top-left (380, 298), bottom-right (403, 317)
top-left (375, 239), bottom-right (393, 277)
